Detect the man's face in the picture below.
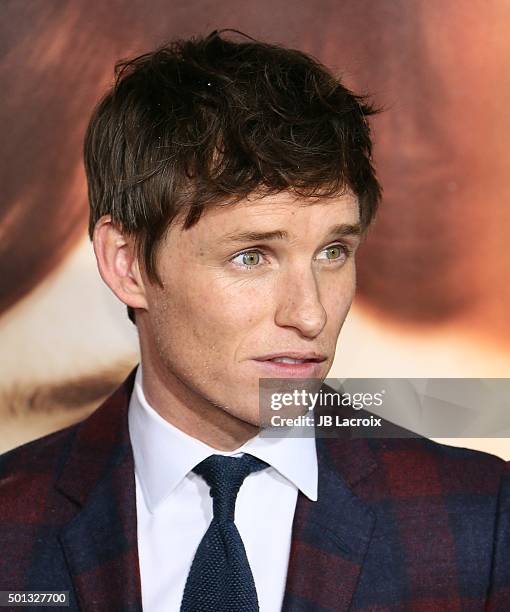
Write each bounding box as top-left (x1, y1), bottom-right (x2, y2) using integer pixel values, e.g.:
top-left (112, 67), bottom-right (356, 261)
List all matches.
top-left (138, 190), bottom-right (361, 426)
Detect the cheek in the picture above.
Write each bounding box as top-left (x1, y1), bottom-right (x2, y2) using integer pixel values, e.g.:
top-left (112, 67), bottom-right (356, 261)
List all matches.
top-left (193, 283), bottom-right (267, 341)
top-left (323, 268), bottom-right (356, 320)
top-left (154, 274), bottom-right (267, 350)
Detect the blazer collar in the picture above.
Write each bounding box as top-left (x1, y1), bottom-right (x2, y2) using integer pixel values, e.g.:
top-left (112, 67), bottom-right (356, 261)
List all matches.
top-left (56, 369), bottom-right (378, 612)
top-left (282, 435), bottom-right (379, 611)
top-left (56, 368), bottom-right (142, 612)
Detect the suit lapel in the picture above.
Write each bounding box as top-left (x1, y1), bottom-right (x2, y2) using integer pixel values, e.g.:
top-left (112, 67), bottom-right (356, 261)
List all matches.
top-left (282, 436), bottom-right (378, 612)
top-left (52, 369), bottom-right (379, 612)
top-left (56, 369), bottom-right (142, 612)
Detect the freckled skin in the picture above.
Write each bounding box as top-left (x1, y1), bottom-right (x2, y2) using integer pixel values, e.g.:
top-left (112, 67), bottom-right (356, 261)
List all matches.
top-left (135, 191), bottom-right (361, 449)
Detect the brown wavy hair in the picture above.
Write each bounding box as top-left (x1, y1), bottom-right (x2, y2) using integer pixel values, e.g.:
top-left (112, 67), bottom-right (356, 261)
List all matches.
top-left (84, 30), bottom-right (381, 323)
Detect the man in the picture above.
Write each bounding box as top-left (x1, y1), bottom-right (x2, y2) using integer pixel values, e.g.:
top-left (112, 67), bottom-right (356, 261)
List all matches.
top-left (0, 30), bottom-right (508, 612)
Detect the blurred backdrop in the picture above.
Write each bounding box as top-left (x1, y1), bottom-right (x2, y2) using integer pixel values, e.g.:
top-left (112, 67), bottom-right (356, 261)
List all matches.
top-left (1, 0), bottom-right (509, 456)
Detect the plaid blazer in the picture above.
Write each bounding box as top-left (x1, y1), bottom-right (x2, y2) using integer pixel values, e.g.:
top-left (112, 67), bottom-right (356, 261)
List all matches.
top-left (0, 369), bottom-right (508, 611)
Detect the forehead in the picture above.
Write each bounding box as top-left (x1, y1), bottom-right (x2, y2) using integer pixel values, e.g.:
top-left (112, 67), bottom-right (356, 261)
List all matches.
top-left (176, 190), bottom-right (360, 241)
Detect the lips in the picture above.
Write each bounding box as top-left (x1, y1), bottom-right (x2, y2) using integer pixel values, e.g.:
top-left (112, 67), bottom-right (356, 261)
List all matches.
top-left (253, 352), bottom-right (327, 363)
top-left (251, 353), bottom-right (328, 378)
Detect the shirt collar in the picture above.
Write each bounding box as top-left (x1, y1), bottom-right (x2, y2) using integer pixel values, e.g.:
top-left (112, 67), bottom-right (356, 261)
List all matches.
top-left (128, 365), bottom-right (318, 512)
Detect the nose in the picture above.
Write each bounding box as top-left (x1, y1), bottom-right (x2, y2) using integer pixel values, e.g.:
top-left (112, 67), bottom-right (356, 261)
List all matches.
top-left (274, 266), bottom-right (327, 338)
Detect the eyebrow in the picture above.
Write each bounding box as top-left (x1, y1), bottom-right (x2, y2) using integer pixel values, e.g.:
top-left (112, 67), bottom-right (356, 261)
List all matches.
top-left (222, 223), bottom-right (363, 244)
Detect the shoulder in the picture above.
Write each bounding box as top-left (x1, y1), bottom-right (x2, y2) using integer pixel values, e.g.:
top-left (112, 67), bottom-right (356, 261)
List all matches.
top-left (372, 435), bottom-right (507, 464)
top-left (0, 422), bottom-right (81, 513)
top-left (323, 435), bottom-right (508, 499)
top-left (376, 437), bottom-right (505, 487)
top-left (375, 435), bottom-right (506, 467)
top-left (0, 368), bottom-right (137, 511)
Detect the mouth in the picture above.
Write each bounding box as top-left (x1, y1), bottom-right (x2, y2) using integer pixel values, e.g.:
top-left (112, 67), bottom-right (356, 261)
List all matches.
top-left (251, 352), bottom-right (328, 377)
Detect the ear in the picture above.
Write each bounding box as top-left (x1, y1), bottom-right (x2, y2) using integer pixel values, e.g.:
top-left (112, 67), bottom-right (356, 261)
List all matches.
top-left (92, 215), bottom-right (148, 312)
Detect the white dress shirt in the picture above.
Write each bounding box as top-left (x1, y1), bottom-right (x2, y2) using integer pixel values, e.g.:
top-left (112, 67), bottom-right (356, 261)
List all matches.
top-left (128, 365), bottom-right (318, 612)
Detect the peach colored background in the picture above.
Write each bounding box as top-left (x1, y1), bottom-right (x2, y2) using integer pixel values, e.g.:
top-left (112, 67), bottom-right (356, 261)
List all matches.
top-left (1, 1), bottom-right (509, 457)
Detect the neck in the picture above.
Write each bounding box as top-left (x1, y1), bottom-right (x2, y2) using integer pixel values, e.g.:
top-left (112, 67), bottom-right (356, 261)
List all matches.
top-left (139, 357), bottom-right (259, 452)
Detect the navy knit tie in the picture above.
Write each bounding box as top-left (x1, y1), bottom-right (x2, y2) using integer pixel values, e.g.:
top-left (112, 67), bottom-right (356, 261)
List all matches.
top-left (180, 453), bottom-right (269, 612)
